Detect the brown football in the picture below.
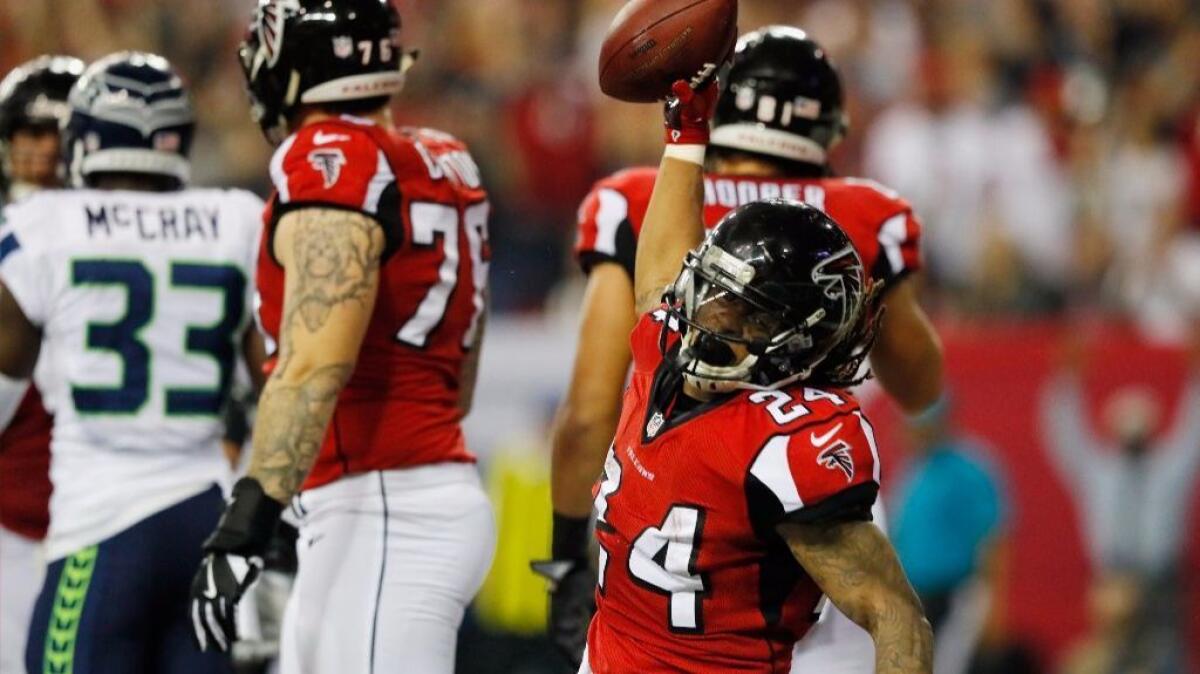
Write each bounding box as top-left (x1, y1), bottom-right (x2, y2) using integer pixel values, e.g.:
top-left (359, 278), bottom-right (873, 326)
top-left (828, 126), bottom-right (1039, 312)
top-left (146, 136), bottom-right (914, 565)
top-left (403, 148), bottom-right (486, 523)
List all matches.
top-left (598, 0), bottom-right (738, 103)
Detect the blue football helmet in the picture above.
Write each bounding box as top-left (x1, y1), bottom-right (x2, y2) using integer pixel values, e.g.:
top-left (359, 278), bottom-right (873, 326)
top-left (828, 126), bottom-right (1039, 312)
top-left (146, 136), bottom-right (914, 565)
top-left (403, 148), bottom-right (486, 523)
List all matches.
top-left (64, 51), bottom-right (195, 187)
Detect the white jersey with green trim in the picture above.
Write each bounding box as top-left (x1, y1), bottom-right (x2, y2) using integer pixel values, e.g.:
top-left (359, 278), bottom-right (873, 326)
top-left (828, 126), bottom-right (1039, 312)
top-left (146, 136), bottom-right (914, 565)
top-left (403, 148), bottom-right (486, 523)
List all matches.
top-left (0, 188), bottom-right (263, 561)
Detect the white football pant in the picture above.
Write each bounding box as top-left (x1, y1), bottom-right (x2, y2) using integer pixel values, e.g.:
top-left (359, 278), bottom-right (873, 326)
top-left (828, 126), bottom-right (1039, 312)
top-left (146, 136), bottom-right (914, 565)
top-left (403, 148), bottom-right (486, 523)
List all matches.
top-left (280, 464), bottom-right (496, 674)
top-left (0, 525), bottom-right (42, 673)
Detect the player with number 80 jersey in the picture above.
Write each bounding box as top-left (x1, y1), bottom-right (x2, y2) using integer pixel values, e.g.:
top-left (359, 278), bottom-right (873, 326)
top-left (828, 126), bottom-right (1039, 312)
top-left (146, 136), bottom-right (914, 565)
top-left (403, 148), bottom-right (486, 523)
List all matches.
top-left (256, 119), bottom-right (490, 489)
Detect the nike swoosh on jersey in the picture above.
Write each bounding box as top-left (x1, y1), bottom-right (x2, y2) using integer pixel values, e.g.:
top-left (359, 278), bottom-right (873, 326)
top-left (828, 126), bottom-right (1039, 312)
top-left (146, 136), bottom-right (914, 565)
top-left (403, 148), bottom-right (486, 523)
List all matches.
top-left (810, 422), bottom-right (843, 447)
top-left (313, 131), bottom-right (351, 145)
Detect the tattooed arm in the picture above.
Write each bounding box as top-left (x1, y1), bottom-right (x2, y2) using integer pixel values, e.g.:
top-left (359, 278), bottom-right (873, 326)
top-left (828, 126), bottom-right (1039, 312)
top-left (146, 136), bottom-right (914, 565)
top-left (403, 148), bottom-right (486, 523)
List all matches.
top-left (247, 207), bottom-right (385, 503)
top-left (780, 520), bottom-right (933, 674)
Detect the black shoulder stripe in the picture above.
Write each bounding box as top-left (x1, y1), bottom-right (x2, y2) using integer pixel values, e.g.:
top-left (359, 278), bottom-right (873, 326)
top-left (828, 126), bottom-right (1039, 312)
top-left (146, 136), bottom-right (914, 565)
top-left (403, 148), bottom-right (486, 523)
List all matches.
top-left (779, 482), bottom-right (879, 526)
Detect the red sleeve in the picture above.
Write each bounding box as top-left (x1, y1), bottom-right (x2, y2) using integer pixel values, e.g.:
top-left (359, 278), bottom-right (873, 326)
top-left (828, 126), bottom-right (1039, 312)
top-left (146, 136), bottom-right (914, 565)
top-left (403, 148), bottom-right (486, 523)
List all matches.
top-left (269, 122), bottom-right (402, 248)
top-left (573, 168), bottom-right (656, 278)
top-left (629, 308), bottom-right (679, 375)
top-left (873, 201), bottom-right (923, 284)
top-left (828, 178), bottom-right (924, 288)
top-left (273, 122), bottom-right (392, 210)
top-left (746, 407), bottom-right (880, 529)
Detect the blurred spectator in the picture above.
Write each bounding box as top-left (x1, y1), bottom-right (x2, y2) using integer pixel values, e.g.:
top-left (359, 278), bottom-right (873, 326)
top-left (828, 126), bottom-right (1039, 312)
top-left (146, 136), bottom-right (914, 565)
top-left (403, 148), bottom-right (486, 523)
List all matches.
top-left (1041, 341), bottom-right (1200, 673)
top-left (889, 396), bottom-right (1009, 674)
top-left (1058, 573), bottom-right (1156, 674)
top-left (864, 34), bottom-right (1074, 315)
top-left (2, 0), bottom-right (1196, 318)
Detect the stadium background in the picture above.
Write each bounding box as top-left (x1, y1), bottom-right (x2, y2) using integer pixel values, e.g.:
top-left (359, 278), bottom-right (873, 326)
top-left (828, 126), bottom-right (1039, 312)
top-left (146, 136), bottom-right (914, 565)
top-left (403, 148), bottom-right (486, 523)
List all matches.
top-left (4, 0), bottom-right (1200, 672)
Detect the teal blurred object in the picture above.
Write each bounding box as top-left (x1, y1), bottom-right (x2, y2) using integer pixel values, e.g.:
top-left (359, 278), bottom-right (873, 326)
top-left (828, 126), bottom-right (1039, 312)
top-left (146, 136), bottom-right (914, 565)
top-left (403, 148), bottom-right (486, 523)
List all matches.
top-left (891, 441), bottom-right (1006, 597)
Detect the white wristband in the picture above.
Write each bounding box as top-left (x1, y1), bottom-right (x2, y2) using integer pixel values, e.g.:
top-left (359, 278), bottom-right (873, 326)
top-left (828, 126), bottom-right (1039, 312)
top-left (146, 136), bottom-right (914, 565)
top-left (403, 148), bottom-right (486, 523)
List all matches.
top-left (663, 144), bottom-right (706, 166)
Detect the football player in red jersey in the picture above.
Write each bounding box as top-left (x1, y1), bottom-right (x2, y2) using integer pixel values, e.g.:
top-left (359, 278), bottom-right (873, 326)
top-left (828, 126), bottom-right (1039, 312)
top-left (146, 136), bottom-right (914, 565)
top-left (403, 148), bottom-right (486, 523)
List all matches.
top-left (570, 73), bottom-right (931, 673)
top-left (0, 54), bottom-right (82, 673)
top-left (540, 27), bottom-right (943, 671)
top-left (190, 1), bottom-right (495, 671)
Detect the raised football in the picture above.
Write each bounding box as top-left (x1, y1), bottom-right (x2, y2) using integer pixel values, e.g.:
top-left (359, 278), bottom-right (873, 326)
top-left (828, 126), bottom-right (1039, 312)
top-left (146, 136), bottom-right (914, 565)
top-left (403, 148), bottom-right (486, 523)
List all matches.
top-left (598, 0), bottom-right (738, 103)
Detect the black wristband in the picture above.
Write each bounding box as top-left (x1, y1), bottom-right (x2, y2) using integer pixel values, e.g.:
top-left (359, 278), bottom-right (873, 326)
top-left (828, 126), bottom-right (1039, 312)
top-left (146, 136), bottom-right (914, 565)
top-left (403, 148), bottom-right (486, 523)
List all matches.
top-left (203, 478), bottom-right (285, 556)
top-left (551, 512), bottom-right (591, 561)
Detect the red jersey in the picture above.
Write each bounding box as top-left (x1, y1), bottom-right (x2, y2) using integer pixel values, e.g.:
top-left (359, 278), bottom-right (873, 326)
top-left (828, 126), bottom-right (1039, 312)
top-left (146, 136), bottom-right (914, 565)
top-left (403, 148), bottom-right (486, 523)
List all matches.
top-left (0, 386), bottom-right (52, 540)
top-left (258, 117), bottom-right (489, 490)
top-left (575, 168), bottom-right (922, 287)
top-left (587, 311), bottom-right (882, 673)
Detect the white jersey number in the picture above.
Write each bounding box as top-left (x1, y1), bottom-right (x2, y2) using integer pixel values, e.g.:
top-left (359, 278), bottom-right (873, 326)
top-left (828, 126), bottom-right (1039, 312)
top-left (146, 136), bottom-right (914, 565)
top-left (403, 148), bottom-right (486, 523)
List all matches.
top-left (593, 445), bottom-right (709, 632)
top-left (594, 446), bottom-right (622, 592)
top-left (628, 505), bottom-right (708, 633)
top-left (395, 201), bottom-right (489, 348)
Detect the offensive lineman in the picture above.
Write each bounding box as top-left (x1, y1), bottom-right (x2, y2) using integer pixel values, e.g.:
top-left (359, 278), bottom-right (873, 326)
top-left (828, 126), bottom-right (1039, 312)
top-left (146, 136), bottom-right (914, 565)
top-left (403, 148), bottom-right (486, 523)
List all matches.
top-left (540, 27), bottom-right (943, 671)
top-left (190, 1), bottom-right (496, 671)
top-left (0, 52), bottom-right (264, 672)
top-left (576, 70), bottom-right (932, 672)
top-left (0, 53), bottom-right (82, 674)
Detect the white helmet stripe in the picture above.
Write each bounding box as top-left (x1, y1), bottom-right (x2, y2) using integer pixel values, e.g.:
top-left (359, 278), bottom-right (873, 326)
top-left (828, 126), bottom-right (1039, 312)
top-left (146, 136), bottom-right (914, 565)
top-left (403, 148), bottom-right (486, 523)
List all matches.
top-left (710, 123), bottom-right (828, 164)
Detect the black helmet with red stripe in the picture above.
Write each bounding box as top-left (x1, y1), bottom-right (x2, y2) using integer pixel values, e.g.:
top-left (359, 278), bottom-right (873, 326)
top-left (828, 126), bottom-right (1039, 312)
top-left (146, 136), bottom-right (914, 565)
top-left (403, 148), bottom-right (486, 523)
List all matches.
top-left (238, 0), bottom-right (416, 145)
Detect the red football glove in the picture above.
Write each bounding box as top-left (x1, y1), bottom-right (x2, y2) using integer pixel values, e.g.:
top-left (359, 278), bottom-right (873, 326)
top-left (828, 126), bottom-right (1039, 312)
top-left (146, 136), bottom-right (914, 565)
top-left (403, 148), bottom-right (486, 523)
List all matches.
top-left (663, 65), bottom-right (720, 145)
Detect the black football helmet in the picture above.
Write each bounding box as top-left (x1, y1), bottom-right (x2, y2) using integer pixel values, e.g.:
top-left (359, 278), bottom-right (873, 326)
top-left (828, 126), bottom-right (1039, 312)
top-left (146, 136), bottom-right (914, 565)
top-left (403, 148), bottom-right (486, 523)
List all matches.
top-left (63, 52), bottom-right (195, 188)
top-left (238, 0), bottom-right (416, 144)
top-left (665, 200), bottom-right (870, 393)
top-left (0, 55), bottom-right (85, 195)
top-left (711, 26), bottom-right (848, 167)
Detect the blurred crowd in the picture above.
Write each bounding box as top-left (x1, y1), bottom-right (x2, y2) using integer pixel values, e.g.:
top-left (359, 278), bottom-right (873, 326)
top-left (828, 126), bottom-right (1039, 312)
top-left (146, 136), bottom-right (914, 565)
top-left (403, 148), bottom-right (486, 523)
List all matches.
top-left (4, 0), bottom-right (1200, 330)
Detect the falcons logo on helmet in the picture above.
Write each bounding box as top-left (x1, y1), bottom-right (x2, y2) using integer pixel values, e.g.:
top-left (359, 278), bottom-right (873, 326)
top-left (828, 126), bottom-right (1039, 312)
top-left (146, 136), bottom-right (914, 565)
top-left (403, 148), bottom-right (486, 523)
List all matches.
top-left (257, 0), bottom-right (298, 68)
top-left (308, 148), bottom-right (346, 188)
top-left (811, 244), bottom-right (861, 302)
top-left (817, 439), bottom-right (855, 483)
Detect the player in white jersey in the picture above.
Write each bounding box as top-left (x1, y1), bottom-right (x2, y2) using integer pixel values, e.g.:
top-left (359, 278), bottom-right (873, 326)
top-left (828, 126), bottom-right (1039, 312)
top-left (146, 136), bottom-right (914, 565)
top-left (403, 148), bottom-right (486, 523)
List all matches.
top-left (0, 52), bottom-right (262, 673)
top-left (0, 53), bottom-right (84, 674)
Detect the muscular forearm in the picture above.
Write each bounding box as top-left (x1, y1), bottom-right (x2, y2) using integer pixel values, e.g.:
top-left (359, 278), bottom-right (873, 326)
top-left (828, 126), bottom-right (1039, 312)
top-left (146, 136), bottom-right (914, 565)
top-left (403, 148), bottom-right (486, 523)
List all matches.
top-left (866, 604), bottom-right (934, 674)
top-left (247, 363), bottom-right (352, 503)
top-left (782, 520), bottom-right (932, 674)
top-left (550, 408), bottom-right (619, 517)
top-left (870, 282), bottom-right (943, 414)
top-left (551, 263), bottom-right (635, 518)
top-left (635, 155), bottom-right (705, 312)
top-left (871, 337), bottom-right (942, 415)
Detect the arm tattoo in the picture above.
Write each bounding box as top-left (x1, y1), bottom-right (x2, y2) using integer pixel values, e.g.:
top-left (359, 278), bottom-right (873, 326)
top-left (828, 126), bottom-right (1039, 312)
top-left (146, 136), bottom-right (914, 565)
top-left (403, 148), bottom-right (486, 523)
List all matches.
top-left (276, 209), bottom-right (383, 375)
top-left (249, 208), bottom-right (384, 502)
top-left (781, 521), bottom-right (933, 674)
top-left (248, 364), bottom-right (351, 500)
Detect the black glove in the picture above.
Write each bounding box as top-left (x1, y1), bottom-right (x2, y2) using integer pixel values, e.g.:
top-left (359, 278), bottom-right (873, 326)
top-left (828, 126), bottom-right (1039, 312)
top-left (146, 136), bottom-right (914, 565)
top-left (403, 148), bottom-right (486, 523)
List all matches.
top-left (531, 513), bottom-right (595, 670)
top-left (191, 477), bottom-right (283, 652)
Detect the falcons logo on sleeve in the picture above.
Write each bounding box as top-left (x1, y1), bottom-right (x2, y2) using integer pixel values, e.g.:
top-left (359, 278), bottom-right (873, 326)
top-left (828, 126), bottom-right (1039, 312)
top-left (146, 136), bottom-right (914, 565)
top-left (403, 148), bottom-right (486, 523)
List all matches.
top-left (308, 148), bottom-right (346, 189)
top-left (815, 438), bottom-right (855, 482)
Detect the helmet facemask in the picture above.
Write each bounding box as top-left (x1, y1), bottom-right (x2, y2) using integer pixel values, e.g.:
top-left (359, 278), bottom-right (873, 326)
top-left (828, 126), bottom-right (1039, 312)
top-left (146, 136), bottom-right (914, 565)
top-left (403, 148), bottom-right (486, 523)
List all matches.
top-left (667, 241), bottom-right (837, 394)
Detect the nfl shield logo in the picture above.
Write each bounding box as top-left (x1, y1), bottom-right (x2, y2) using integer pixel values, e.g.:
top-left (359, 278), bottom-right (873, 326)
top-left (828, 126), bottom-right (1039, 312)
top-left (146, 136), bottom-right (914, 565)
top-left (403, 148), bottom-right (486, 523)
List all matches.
top-left (646, 412), bottom-right (665, 438)
top-left (333, 36), bottom-right (354, 59)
